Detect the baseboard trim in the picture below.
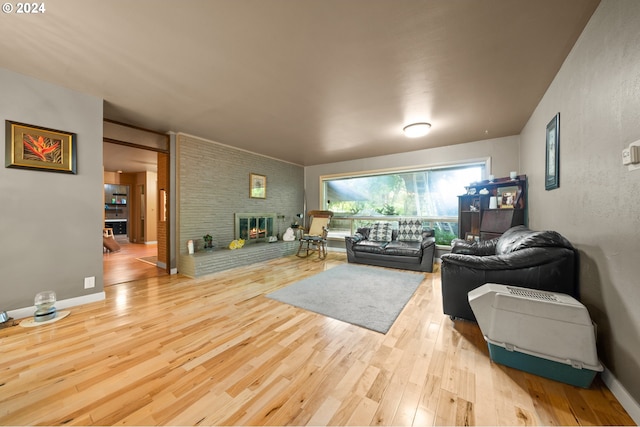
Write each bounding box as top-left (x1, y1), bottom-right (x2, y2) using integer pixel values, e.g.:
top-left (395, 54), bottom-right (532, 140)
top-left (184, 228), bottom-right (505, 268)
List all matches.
top-left (7, 292), bottom-right (106, 321)
top-left (602, 365), bottom-right (640, 424)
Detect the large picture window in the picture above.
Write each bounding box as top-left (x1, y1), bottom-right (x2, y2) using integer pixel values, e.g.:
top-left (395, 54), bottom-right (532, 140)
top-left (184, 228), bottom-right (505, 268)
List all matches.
top-left (321, 162), bottom-right (485, 245)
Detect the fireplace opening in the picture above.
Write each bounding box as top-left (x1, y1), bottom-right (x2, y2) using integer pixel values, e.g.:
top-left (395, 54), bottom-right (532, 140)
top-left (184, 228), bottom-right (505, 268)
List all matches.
top-left (235, 213), bottom-right (276, 243)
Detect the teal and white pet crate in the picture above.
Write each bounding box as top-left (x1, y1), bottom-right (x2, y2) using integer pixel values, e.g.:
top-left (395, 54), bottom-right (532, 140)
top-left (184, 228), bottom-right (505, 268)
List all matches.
top-left (468, 283), bottom-right (603, 388)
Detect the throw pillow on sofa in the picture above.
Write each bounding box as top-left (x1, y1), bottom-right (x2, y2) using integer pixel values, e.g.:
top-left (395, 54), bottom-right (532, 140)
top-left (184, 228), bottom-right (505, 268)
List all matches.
top-left (370, 221), bottom-right (393, 242)
top-left (397, 218), bottom-right (423, 242)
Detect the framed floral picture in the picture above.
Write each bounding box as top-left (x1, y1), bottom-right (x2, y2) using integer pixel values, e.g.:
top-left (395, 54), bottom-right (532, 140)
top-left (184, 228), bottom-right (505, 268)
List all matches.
top-left (250, 173), bottom-right (266, 198)
top-left (5, 120), bottom-right (77, 174)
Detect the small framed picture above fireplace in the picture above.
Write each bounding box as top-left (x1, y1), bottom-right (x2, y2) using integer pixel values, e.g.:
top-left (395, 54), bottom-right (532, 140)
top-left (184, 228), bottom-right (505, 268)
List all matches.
top-left (250, 173), bottom-right (266, 198)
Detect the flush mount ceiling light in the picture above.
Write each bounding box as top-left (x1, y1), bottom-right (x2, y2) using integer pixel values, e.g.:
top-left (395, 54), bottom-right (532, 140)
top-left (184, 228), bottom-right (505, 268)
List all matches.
top-left (402, 122), bottom-right (432, 138)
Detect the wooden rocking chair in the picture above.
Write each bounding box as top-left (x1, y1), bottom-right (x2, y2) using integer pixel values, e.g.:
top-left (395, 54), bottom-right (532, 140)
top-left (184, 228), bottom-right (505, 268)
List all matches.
top-left (296, 210), bottom-right (333, 259)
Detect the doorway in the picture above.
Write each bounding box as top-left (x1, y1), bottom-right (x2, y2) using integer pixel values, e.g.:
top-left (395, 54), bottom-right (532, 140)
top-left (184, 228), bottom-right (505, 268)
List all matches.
top-left (103, 120), bottom-right (170, 286)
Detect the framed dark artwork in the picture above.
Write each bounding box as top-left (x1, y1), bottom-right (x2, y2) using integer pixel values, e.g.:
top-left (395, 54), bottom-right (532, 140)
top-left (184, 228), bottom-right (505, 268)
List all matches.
top-left (250, 173), bottom-right (266, 198)
top-left (5, 120), bottom-right (77, 174)
top-left (545, 113), bottom-right (560, 190)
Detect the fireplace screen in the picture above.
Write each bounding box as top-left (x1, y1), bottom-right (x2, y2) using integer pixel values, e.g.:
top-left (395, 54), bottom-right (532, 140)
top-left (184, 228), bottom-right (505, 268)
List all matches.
top-left (235, 213), bottom-right (276, 243)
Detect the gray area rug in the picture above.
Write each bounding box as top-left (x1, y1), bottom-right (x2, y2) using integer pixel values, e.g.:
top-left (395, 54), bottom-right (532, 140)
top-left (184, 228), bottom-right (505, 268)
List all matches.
top-left (266, 264), bottom-right (424, 333)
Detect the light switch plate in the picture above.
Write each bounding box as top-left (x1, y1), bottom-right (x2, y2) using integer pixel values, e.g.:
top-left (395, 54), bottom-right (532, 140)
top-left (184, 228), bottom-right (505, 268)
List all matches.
top-left (625, 141), bottom-right (640, 171)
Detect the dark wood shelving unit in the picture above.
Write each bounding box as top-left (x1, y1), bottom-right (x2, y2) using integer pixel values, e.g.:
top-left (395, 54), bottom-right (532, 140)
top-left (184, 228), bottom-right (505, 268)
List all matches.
top-left (457, 175), bottom-right (527, 241)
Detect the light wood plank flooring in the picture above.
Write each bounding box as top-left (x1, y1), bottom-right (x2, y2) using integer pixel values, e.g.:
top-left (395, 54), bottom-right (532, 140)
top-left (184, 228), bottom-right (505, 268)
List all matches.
top-left (0, 253), bottom-right (634, 425)
top-left (103, 237), bottom-right (168, 286)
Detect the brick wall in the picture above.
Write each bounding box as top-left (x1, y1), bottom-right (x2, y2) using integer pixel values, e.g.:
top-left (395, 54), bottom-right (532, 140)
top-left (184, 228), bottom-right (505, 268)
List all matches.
top-left (177, 133), bottom-right (304, 259)
top-left (179, 240), bottom-right (299, 278)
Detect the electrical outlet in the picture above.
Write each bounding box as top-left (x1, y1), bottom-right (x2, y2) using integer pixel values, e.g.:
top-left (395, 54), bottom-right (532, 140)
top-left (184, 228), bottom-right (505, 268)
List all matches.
top-left (84, 276), bottom-right (95, 289)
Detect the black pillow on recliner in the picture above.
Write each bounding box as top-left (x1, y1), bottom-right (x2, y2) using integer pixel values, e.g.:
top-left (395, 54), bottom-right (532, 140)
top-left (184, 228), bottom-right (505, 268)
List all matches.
top-left (495, 225), bottom-right (574, 254)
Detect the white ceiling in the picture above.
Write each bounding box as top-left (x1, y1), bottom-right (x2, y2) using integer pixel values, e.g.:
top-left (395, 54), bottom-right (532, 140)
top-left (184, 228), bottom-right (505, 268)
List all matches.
top-left (0, 0), bottom-right (599, 168)
top-left (103, 142), bottom-right (159, 174)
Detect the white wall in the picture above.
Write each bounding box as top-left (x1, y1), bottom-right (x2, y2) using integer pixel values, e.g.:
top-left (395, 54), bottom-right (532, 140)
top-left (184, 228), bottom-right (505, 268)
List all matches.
top-left (305, 135), bottom-right (520, 212)
top-left (0, 67), bottom-right (105, 310)
top-left (520, 0), bottom-right (640, 411)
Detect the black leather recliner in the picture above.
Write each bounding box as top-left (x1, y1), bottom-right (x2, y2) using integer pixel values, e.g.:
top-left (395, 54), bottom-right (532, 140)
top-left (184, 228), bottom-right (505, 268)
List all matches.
top-left (440, 225), bottom-right (579, 321)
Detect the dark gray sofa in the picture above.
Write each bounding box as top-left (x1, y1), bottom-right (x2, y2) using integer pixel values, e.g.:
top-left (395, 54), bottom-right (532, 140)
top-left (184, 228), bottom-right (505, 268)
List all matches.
top-left (345, 219), bottom-right (436, 272)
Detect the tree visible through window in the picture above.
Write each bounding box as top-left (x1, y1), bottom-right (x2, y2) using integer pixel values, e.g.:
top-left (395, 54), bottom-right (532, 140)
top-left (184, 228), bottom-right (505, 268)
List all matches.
top-left (322, 163), bottom-right (485, 245)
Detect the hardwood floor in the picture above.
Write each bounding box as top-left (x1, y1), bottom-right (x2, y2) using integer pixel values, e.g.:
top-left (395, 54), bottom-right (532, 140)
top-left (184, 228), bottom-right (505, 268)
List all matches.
top-left (103, 237), bottom-right (168, 286)
top-left (0, 253), bottom-right (634, 426)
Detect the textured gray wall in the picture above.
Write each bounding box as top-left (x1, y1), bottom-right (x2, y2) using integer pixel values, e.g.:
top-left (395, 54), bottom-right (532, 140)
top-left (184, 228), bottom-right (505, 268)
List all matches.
top-left (0, 67), bottom-right (104, 309)
top-left (176, 133), bottom-right (304, 258)
top-left (520, 0), bottom-right (640, 407)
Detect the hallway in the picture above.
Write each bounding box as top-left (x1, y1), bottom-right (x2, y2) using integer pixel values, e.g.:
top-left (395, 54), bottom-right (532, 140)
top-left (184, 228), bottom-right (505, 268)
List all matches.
top-left (103, 237), bottom-right (168, 286)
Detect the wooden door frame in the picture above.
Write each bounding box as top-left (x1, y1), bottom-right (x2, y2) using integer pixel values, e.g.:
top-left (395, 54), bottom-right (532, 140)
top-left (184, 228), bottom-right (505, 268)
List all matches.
top-left (103, 120), bottom-right (171, 274)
